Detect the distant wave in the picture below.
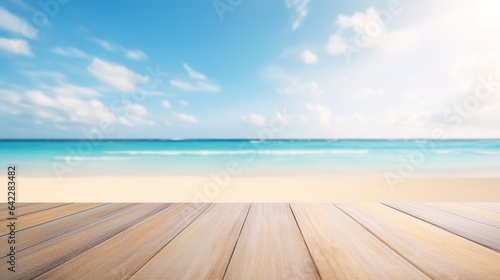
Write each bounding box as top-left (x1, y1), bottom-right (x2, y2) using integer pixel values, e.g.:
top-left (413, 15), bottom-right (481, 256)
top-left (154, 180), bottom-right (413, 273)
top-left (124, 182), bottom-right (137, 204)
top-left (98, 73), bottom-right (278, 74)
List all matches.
top-left (473, 150), bottom-right (500, 155)
top-left (53, 156), bottom-right (130, 161)
top-left (104, 149), bottom-right (370, 156)
top-left (433, 150), bottom-right (453, 154)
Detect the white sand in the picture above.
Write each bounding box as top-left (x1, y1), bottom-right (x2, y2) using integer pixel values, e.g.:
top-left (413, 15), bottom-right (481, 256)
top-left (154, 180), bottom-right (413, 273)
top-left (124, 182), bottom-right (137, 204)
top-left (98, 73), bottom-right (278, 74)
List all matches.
top-left (6, 175), bottom-right (500, 202)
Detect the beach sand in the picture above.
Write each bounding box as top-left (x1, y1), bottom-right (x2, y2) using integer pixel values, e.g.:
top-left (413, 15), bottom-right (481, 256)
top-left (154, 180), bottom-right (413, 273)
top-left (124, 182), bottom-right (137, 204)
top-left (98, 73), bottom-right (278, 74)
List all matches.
top-left (6, 175), bottom-right (500, 202)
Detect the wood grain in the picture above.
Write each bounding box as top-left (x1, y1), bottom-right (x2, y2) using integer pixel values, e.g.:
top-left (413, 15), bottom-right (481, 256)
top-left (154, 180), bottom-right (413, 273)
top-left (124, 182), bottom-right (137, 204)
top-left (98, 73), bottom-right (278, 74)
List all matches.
top-left (0, 203), bottom-right (70, 221)
top-left (0, 203), bottom-right (40, 208)
top-left (424, 203), bottom-right (500, 228)
top-left (291, 203), bottom-right (428, 279)
top-left (13, 203), bottom-right (41, 208)
top-left (4, 203), bottom-right (169, 280)
top-left (337, 203), bottom-right (500, 279)
top-left (131, 204), bottom-right (249, 280)
top-left (1, 203), bottom-right (100, 234)
top-left (0, 204), bottom-right (131, 254)
top-left (224, 204), bottom-right (320, 280)
top-left (1, 203), bottom-right (499, 279)
top-left (385, 203), bottom-right (500, 252)
top-left (464, 203), bottom-right (500, 214)
top-left (38, 204), bottom-right (209, 280)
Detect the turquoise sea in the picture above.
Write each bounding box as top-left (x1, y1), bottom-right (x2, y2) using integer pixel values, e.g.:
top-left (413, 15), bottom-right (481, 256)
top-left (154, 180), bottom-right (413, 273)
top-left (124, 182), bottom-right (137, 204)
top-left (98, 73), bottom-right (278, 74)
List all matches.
top-left (1, 140), bottom-right (500, 177)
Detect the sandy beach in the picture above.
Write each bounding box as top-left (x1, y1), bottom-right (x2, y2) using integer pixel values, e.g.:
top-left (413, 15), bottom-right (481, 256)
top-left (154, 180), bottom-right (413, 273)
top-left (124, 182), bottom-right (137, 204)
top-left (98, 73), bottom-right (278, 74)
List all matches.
top-left (7, 175), bottom-right (500, 203)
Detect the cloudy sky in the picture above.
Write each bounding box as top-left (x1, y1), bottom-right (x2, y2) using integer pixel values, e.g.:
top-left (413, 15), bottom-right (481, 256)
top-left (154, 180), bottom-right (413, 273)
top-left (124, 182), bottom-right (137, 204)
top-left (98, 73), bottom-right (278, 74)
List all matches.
top-left (0, 0), bottom-right (499, 139)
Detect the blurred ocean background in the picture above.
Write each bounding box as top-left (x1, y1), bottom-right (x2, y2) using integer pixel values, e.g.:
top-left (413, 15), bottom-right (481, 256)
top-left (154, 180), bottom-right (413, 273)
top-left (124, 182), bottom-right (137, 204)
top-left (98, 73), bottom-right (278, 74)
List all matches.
top-left (1, 139), bottom-right (500, 177)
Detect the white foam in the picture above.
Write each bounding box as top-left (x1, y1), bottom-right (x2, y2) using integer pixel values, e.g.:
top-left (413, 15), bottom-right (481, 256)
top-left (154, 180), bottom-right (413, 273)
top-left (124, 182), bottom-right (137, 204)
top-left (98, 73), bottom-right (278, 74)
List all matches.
top-left (104, 149), bottom-right (370, 156)
top-left (473, 150), bottom-right (500, 155)
top-left (434, 150), bottom-right (453, 154)
top-left (53, 156), bottom-right (130, 161)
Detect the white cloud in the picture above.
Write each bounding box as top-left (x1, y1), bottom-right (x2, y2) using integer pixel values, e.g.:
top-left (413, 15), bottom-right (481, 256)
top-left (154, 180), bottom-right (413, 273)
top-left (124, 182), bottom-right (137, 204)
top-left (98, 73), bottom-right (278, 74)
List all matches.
top-left (0, 89), bottom-right (20, 104)
top-left (0, 38), bottom-right (31, 56)
top-left (122, 103), bottom-right (149, 125)
top-left (0, 7), bottom-right (37, 38)
top-left (326, 34), bottom-right (348, 55)
top-left (161, 100), bottom-right (171, 109)
top-left (34, 110), bottom-right (65, 123)
top-left (91, 37), bottom-right (147, 60)
top-left (284, 0), bottom-right (311, 30)
top-left (170, 80), bottom-right (201, 91)
top-left (88, 58), bottom-right (148, 92)
top-left (26, 90), bottom-right (117, 125)
top-left (52, 47), bottom-right (88, 58)
top-left (333, 8), bottom-right (384, 50)
top-left (26, 91), bottom-right (56, 107)
top-left (264, 65), bottom-right (323, 95)
top-left (272, 111), bottom-right (292, 127)
top-left (384, 31), bottom-right (418, 53)
top-left (300, 50), bottom-right (318, 64)
top-left (325, 7), bottom-right (388, 57)
top-left (386, 110), bottom-right (430, 126)
top-left (172, 112), bottom-right (198, 123)
top-left (179, 100), bottom-right (189, 106)
top-left (353, 113), bottom-right (366, 125)
top-left (405, 90), bottom-right (424, 101)
top-left (136, 89), bottom-right (173, 97)
top-left (170, 64), bottom-right (220, 92)
top-left (354, 88), bottom-right (383, 99)
top-left (306, 103), bottom-right (330, 125)
top-left (307, 81), bottom-right (323, 95)
top-left (337, 8), bottom-right (384, 35)
top-left (125, 103), bottom-right (147, 116)
top-left (183, 63), bottom-right (207, 80)
top-left (23, 90), bottom-right (151, 126)
top-left (326, 7), bottom-right (419, 57)
top-left (52, 84), bottom-right (100, 97)
top-left (92, 38), bottom-right (116, 51)
top-left (242, 113), bottom-right (266, 127)
top-left (126, 50), bottom-right (147, 60)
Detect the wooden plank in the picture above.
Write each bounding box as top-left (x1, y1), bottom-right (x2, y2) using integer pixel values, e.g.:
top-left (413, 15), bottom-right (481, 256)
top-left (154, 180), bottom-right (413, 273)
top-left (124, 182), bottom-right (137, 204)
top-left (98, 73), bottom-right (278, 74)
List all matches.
top-left (291, 204), bottom-right (428, 279)
top-left (0, 203), bottom-right (39, 208)
top-left (386, 203), bottom-right (500, 252)
top-left (464, 203), bottom-right (500, 214)
top-left (224, 204), bottom-right (320, 280)
top-left (0, 203), bottom-right (101, 234)
top-left (424, 203), bottom-right (500, 229)
top-left (131, 204), bottom-right (250, 280)
top-left (10, 203), bottom-right (41, 208)
top-left (0, 203), bottom-right (70, 220)
top-left (1, 203), bottom-right (170, 279)
top-left (337, 203), bottom-right (500, 279)
top-left (38, 204), bottom-right (210, 280)
top-left (0, 204), bottom-right (131, 254)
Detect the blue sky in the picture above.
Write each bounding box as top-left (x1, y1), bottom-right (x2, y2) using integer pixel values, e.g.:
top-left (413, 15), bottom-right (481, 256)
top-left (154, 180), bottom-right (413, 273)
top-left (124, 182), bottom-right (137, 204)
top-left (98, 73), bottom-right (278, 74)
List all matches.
top-left (1, 0), bottom-right (499, 139)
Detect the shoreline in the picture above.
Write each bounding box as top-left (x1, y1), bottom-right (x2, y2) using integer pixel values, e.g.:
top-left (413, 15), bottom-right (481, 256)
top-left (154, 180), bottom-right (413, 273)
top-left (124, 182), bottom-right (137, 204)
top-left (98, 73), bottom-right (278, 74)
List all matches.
top-left (5, 175), bottom-right (500, 203)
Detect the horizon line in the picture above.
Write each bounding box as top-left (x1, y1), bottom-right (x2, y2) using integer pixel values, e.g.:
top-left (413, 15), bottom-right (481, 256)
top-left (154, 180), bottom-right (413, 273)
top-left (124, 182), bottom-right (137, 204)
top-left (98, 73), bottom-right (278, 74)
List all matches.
top-left (1, 138), bottom-right (500, 141)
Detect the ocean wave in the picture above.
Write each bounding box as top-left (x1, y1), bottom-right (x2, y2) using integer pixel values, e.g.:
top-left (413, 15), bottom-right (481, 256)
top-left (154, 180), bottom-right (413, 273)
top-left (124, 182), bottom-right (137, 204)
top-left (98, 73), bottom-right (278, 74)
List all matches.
top-left (104, 149), bottom-right (370, 156)
top-left (53, 156), bottom-right (130, 161)
top-left (473, 150), bottom-right (500, 155)
top-left (433, 150), bottom-right (453, 154)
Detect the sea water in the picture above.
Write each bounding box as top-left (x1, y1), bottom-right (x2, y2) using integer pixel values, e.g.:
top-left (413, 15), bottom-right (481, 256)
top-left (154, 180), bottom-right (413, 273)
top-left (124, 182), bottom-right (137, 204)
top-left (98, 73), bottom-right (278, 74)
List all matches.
top-left (1, 139), bottom-right (500, 177)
